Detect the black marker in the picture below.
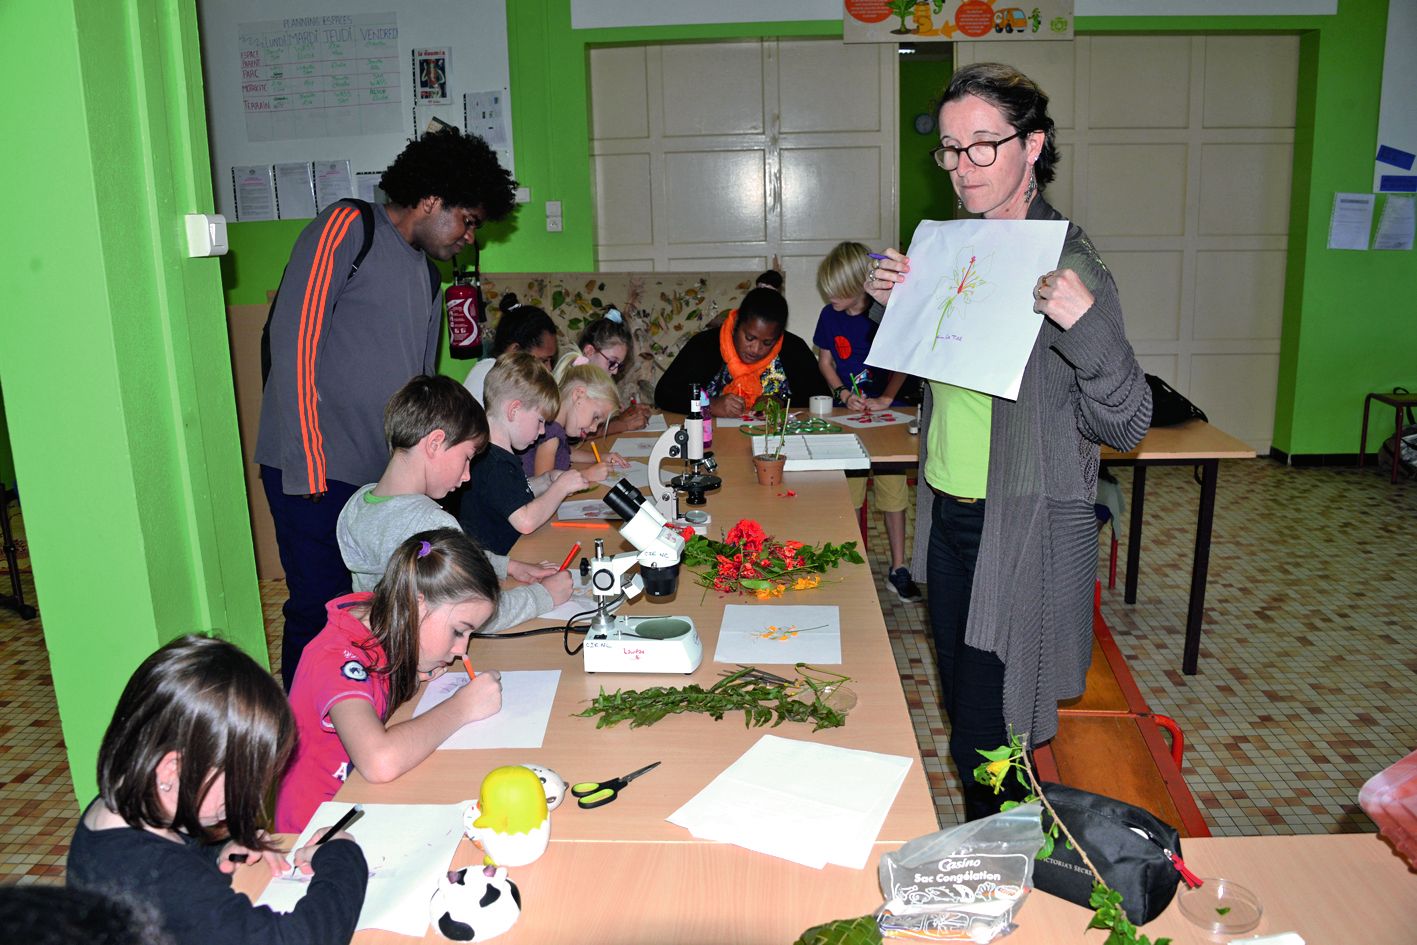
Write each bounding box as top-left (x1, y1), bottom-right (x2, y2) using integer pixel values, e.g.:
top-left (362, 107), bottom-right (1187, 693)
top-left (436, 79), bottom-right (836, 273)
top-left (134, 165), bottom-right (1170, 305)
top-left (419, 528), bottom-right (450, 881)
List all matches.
top-left (317, 803), bottom-right (364, 844)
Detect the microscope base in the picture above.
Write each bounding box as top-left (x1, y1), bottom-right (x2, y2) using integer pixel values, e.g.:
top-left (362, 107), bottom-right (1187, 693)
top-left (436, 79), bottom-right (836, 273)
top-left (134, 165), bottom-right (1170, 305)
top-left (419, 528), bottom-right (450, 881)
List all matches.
top-left (583, 615), bottom-right (703, 675)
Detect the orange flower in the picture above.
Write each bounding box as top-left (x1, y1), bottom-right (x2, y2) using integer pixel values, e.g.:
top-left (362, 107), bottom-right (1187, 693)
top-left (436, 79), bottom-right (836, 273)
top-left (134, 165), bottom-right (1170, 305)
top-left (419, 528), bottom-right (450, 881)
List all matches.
top-left (791, 575), bottom-right (821, 591)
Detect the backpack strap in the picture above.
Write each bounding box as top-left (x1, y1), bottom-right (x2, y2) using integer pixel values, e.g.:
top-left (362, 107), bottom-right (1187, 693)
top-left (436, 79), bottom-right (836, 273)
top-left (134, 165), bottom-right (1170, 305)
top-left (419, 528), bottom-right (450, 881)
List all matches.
top-left (426, 256), bottom-right (443, 302)
top-left (261, 199), bottom-right (375, 386)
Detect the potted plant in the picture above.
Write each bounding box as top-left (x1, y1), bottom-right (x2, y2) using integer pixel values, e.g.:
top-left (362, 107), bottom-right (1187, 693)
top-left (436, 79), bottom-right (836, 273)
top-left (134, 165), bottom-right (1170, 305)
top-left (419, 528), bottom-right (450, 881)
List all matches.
top-left (753, 397), bottom-right (789, 486)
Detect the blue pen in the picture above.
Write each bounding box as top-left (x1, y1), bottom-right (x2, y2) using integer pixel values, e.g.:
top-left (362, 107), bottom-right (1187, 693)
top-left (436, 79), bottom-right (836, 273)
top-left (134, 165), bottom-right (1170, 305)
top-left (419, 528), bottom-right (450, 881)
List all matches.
top-left (868, 253), bottom-right (888, 260)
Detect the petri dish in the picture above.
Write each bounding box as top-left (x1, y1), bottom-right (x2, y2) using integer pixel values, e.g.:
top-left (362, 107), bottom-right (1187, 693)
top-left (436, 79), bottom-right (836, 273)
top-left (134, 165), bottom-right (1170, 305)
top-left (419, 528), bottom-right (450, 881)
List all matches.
top-left (632, 617), bottom-right (691, 640)
top-left (1178, 878), bottom-right (1262, 936)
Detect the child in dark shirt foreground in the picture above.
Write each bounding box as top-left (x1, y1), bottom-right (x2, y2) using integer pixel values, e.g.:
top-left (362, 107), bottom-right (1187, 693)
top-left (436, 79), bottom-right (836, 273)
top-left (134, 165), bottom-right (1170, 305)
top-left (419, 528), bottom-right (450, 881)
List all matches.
top-left (67, 635), bottom-right (367, 945)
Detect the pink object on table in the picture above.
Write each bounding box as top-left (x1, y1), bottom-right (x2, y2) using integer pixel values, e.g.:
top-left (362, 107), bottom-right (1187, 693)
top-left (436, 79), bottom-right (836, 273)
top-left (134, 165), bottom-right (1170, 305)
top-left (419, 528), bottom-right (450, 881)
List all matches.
top-left (1359, 748), bottom-right (1417, 868)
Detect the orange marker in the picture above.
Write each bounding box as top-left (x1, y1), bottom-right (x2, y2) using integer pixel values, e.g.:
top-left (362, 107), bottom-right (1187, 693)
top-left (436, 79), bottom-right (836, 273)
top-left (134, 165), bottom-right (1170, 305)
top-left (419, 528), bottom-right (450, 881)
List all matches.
top-left (559, 542), bottom-right (582, 572)
top-left (461, 655), bottom-right (475, 679)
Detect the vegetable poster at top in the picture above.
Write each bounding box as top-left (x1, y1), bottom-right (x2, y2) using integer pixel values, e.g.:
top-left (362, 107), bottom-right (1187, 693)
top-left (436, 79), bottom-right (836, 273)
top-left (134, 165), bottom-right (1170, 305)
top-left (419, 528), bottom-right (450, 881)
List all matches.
top-left (865, 219), bottom-right (1066, 401)
top-left (842, 1), bottom-right (1074, 43)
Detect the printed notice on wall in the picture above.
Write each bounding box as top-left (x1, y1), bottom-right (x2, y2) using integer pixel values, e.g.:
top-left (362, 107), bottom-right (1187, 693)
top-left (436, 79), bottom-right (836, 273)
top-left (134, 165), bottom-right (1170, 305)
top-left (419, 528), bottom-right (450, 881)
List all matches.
top-left (239, 14), bottom-right (403, 143)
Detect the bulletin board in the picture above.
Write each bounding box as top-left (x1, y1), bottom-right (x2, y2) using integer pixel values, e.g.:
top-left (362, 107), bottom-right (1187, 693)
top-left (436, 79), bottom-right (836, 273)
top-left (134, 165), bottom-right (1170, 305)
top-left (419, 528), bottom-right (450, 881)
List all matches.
top-left (197, 0), bottom-right (512, 219)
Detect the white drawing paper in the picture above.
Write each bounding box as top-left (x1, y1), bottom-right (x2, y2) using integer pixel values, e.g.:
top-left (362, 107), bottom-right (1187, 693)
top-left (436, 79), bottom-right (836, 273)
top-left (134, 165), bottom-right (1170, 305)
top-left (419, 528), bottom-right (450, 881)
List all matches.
top-left (867, 219), bottom-right (1067, 400)
top-left (667, 734), bottom-right (912, 870)
top-left (556, 498), bottom-right (616, 520)
top-left (413, 670), bottom-right (561, 750)
top-left (608, 437), bottom-right (658, 458)
top-left (713, 604), bottom-right (841, 665)
top-left (257, 801), bottom-right (467, 935)
top-left (831, 409), bottom-right (914, 429)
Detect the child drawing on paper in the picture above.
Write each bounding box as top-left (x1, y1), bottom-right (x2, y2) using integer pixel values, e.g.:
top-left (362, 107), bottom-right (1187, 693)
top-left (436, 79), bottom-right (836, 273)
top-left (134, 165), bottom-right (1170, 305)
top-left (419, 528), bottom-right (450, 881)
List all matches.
top-left (932, 248), bottom-right (992, 349)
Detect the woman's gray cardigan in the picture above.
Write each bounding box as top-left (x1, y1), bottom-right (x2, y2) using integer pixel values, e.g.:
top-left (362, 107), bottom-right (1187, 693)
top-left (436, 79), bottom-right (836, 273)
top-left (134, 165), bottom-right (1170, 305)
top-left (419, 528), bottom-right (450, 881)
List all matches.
top-left (891, 196), bottom-right (1152, 747)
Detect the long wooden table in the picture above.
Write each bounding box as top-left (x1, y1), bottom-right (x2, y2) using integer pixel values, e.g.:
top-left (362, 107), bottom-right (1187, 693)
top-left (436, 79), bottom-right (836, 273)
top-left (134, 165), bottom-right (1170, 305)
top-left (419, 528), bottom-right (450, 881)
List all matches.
top-left (241, 425), bottom-right (939, 942)
top-left (838, 407), bottom-right (1258, 676)
top-left (1101, 420), bottom-right (1255, 674)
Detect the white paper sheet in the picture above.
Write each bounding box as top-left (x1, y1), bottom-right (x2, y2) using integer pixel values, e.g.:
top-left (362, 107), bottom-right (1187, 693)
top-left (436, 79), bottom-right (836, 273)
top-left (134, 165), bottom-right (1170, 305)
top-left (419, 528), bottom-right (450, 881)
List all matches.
top-left (412, 670), bottom-right (561, 749)
top-left (712, 416), bottom-right (750, 428)
top-left (641, 413), bottom-right (669, 432)
top-left (557, 498), bottom-right (616, 520)
top-left (613, 460), bottom-right (650, 489)
top-left (608, 438), bottom-right (658, 459)
top-left (538, 593), bottom-right (598, 623)
top-left (1374, 195), bottom-right (1415, 250)
top-left (867, 219), bottom-right (1066, 400)
top-left (667, 734), bottom-right (912, 870)
top-left (1327, 192), bottom-right (1375, 250)
top-left (273, 162), bottom-right (317, 219)
top-left (712, 604), bottom-right (841, 664)
top-left (257, 801), bottom-right (468, 936)
top-left (832, 409), bottom-right (915, 429)
top-left (232, 165), bottom-right (276, 221)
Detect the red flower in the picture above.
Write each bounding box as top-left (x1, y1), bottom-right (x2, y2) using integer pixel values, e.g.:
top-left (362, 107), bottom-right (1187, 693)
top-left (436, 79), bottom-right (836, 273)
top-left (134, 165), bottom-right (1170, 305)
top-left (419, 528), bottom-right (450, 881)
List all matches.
top-left (726, 519), bottom-right (767, 553)
top-left (834, 336), bottom-right (852, 360)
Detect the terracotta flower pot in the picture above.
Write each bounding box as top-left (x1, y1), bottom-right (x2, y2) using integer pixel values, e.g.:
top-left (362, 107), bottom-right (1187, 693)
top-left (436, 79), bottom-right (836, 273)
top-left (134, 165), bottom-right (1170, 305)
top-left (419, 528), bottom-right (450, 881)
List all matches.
top-left (753, 454), bottom-right (786, 486)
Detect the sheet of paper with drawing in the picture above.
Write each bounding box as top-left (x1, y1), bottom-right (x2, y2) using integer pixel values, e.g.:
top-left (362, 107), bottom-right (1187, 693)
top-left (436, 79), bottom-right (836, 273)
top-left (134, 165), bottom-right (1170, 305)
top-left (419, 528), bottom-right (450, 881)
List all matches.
top-left (867, 218), bottom-right (1067, 400)
top-left (712, 604), bottom-right (842, 664)
top-left (557, 498), bottom-right (616, 520)
top-left (256, 801), bottom-right (467, 936)
top-left (413, 670), bottom-right (561, 749)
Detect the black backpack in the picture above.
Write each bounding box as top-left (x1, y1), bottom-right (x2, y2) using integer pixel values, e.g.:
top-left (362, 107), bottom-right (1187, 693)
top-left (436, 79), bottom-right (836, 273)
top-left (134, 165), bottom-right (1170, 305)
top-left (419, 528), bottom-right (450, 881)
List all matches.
top-left (1145, 374), bottom-right (1208, 427)
top-left (259, 199), bottom-right (442, 384)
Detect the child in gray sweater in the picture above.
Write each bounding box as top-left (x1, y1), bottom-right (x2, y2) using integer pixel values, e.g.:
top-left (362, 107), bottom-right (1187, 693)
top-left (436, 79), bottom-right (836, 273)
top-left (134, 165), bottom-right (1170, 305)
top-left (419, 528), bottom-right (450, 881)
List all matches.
top-left (337, 375), bottom-right (571, 629)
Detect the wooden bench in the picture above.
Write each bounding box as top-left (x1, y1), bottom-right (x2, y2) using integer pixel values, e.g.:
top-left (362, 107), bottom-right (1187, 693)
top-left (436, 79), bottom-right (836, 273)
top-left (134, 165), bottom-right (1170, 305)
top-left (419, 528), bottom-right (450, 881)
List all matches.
top-left (1034, 595), bottom-right (1211, 838)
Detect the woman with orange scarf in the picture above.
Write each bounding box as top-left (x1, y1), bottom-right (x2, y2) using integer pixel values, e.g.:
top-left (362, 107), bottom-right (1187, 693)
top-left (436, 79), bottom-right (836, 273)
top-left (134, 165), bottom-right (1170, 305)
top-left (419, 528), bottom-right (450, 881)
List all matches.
top-left (654, 288), bottom-right (829, 416)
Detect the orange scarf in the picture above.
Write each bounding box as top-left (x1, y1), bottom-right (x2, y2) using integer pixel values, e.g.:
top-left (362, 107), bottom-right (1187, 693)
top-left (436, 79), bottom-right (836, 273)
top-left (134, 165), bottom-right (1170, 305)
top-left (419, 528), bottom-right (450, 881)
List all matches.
top-left (718, 309), bottom-right (783, 408)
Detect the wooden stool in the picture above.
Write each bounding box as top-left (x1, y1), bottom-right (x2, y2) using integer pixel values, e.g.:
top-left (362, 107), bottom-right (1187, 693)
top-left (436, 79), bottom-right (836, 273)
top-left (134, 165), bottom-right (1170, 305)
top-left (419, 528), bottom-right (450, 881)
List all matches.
top-left (1359, 391), bottom-right (1417, 483)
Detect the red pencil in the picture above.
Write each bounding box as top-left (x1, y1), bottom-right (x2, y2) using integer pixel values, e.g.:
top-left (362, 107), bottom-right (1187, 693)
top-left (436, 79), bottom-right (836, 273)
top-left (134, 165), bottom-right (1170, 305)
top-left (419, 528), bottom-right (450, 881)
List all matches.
top-left (558, 542), bottom-right (582, 571)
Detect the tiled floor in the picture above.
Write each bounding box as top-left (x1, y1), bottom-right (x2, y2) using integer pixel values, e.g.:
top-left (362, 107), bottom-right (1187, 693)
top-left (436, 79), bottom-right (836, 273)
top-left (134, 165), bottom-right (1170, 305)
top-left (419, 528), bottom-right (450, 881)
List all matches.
top-left (2, 459), bottom-right (1413, 885)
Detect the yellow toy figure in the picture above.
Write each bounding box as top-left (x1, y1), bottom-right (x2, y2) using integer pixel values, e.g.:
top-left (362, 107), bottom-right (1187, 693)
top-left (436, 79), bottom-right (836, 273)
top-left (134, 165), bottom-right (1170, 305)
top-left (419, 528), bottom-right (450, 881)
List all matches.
top-left (465, 766), bottom-right (551, 867)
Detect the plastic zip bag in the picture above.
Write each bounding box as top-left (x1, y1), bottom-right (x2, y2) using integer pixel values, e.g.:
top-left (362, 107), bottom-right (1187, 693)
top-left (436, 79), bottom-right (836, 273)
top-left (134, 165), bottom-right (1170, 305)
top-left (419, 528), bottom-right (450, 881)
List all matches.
top-left (877, 803), bottom-right (1044, 942)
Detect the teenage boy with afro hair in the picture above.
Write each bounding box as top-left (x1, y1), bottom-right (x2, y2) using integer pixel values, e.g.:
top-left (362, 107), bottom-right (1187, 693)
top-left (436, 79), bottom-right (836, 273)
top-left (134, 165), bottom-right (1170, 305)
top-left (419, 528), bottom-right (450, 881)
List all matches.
top-left (256, 127), bottom-right (517, 688)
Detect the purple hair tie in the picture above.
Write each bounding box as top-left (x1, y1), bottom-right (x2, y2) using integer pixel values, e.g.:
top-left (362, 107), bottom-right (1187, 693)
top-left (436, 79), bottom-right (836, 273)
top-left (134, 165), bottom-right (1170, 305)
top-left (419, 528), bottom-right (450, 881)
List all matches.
top-left (417, 540), bottom-right (433, 558)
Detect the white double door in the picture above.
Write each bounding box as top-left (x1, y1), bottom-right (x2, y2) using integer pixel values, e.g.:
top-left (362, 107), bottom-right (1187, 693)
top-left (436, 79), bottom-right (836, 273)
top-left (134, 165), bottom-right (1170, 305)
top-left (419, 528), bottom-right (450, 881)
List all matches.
top-left (589, 38), bottom-right (899, 338)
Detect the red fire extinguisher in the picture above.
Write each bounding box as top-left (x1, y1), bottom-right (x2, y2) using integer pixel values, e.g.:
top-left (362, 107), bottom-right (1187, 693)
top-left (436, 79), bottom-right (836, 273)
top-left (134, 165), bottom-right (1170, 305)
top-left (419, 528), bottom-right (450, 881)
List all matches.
top-left (447, 241), bottom-right (486, 359)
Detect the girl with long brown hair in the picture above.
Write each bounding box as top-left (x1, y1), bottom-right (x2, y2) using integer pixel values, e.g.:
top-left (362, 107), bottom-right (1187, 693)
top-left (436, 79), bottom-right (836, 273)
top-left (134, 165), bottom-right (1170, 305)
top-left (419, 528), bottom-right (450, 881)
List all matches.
top-left (276, 528), bottom-right (502, 833)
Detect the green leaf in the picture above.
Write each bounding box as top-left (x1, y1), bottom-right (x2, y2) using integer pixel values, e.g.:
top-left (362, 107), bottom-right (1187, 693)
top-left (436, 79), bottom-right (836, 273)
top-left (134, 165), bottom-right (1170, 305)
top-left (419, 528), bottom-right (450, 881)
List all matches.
top-left (551, 289), bottom-right (565, 309)
top-left (739, 579), bottom-right (773, 590)
top-left (793, 914), bottom-right (882, 945)
top-left (1037, 833), bottom-right (1055, 859)
top-left (1215, 907), bottom-right (1231, 916)
top-left (976, 746), bottom-right (1015, 762)
top-left (999, 800), bottom-right (1021, 812)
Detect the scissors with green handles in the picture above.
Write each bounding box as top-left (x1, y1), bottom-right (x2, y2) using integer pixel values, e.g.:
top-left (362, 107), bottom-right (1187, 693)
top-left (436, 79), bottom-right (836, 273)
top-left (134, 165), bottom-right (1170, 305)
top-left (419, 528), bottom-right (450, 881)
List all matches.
top-left (570, 761), bottom-right (661, 809)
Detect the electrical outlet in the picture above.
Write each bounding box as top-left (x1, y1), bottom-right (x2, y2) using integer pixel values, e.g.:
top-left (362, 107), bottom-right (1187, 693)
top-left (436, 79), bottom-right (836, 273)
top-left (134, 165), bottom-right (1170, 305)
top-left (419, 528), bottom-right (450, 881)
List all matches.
top-left (546, 215), bottom-right (563, 233)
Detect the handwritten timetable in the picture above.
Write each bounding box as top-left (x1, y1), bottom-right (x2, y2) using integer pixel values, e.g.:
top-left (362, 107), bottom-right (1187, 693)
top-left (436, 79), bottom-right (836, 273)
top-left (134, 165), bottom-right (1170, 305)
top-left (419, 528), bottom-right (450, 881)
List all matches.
top-left (238, 13), bottom-right (403, 143)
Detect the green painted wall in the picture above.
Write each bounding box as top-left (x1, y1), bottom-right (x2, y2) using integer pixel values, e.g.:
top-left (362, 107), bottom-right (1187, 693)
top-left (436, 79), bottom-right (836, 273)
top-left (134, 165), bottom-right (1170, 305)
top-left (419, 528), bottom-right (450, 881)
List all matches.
top-left (0, 0), bottom-right (264, 803)
top-left (1082, 3), bottom-right (1417, 455)
top-left (899, 56), bottom-right (958, 249)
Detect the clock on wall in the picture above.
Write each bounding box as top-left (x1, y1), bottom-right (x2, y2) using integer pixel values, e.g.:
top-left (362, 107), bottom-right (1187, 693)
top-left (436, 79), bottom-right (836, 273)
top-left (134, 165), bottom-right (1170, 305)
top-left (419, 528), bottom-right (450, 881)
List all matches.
top-left (913, 112), bottom-right (935, 135)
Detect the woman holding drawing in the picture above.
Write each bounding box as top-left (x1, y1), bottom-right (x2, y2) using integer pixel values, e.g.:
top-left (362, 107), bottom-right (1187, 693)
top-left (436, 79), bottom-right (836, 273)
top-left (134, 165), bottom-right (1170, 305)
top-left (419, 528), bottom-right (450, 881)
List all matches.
top-left (868, 63), bottom-right (1151, 820)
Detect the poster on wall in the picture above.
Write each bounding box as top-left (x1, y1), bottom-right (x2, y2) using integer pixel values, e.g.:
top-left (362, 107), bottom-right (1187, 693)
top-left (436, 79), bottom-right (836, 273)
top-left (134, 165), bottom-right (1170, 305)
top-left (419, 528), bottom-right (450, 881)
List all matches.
top-left (843, 1), bottom-right (1074, 43)
top-left (238, 14), bottom-right (404, 142)
top-left (412, 48), bottom-right (451, 105)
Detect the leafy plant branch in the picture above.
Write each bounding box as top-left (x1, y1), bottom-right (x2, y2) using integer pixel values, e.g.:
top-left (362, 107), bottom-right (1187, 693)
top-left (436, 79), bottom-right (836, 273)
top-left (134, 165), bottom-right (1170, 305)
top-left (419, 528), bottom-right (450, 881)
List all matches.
top-left (575, 664), bottom-right (852, 732)
top-left (975, 732), bottom-right (1172, 945)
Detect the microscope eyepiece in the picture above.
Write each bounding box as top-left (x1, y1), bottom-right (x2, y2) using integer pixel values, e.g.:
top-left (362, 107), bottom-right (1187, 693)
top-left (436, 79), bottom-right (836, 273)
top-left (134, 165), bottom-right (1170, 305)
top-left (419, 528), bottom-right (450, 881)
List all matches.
top-left (603, 478), bottom-right (646, 521)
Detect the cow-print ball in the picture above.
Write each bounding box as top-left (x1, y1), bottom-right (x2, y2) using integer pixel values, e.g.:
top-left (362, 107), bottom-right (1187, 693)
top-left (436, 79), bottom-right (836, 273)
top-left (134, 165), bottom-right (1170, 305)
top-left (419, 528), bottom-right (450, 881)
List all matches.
top-left (430, 865), bottom-right (522, 942)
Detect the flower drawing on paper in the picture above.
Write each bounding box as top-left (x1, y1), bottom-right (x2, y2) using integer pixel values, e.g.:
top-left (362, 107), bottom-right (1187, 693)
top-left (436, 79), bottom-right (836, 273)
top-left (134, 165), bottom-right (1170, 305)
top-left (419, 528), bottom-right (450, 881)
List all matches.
top-left (932, 247), bottom-right (992, 350)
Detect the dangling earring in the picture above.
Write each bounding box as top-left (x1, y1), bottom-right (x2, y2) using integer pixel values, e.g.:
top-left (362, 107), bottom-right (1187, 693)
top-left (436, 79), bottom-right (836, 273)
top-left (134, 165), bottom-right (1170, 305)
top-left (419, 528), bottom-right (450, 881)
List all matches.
top-left (159, 782), bottom-right (172, 792)
top-left (1023, 170), bottom-right (1037, 206)
top-left (956, 195), bottom-right (964, 210)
